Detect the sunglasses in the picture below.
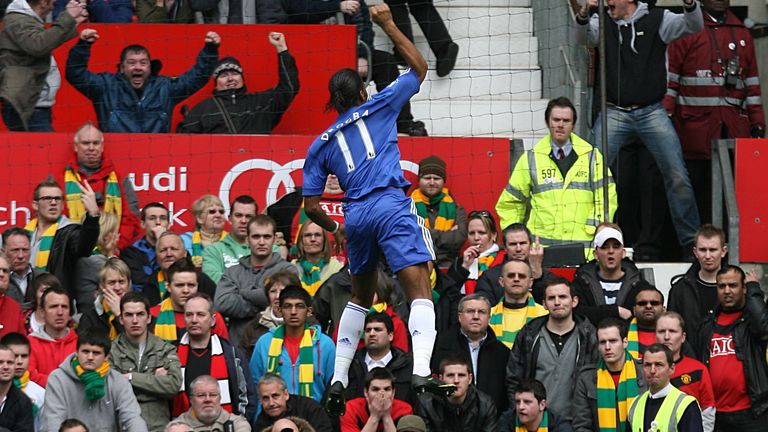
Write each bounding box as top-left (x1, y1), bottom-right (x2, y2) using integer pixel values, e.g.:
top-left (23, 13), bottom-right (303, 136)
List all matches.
top-left (469, 210), bottom-right (493, 220)
top-left (636, 300), bottom-right (662, 307)
top-left (207, 208), bottom-right (225, 215)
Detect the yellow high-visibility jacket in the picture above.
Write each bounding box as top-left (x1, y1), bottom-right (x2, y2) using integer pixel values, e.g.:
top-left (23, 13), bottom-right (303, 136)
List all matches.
top-left (495, 133), bottom-right (617, 248)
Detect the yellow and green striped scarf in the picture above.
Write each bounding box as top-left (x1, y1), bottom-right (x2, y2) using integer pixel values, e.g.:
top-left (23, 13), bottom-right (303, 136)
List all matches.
top-left (64, 167), bottom-right (122, 222)
top-left (267, 324), bottom-right (315, 398)
top-left (369, 302), bottom-right (388, 314)
top-left (489, 294), bottom-right (548, 348)
top-left (12, 370), bottom-right (29, 391)
top-left (298, 258), bottom-right (325, 297)
top-left (72, 356), bottom-right (110, 400)
top-left (411, 187), bottom-right (456, 231)
top-left (157, 271), bottom-right (168, 300)
top-left (515, 408), bottom-right (548, 432)
top-left (24, 217), bottom-right (60, 271)
top-left (153, 297), bottom-right (177, 342)
top-left (626, 318), bottom-right (639, 360)
top-left (191, 229), bottom-right (227, 268)
top-left (596, 352), bottom-right (639, 432)
top-left (477, 252), bottom-right (498, 276)
top-left (101, 298), bottom-right (119, 341)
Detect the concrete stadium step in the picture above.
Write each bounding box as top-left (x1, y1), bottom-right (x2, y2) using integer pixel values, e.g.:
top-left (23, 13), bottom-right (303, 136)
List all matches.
top-left (411, 99), bottom-right (549, 138)
top-left (414, 68), bottom-right (542, 102)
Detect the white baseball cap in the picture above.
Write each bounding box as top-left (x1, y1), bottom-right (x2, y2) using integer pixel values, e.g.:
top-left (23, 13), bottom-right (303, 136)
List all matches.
top-left (593, 227), bottom-right (624, 248)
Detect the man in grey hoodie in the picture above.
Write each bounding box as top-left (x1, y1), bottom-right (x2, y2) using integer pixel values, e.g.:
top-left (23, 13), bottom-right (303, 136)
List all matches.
top-left (0, 0), bottom-right (87, 131)
top-left (41, 331), bottom-right (148, 432)
top-left (215, 214), bottom-right (297, 346)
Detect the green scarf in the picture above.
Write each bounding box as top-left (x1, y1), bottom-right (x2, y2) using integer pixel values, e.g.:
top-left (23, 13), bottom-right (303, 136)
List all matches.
top-left (515, 408), bottom-right (549, 432)
top-left (72, 356), bottom-right (110, 400)
top-left (298, 258), bottom-right (325, 297)
top-left (596, 352), bottom-right (639, 432)
top-left (267, 324), bottom-right (315, 398)
top-left (411, 187), bottom-right (457, 231)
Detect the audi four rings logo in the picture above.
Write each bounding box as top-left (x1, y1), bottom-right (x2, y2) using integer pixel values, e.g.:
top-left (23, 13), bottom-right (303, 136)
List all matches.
top-left (218, 158), bottom-right (421, 213)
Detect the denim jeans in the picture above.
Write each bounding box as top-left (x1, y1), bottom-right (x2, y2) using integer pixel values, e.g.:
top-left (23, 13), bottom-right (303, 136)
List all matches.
top-left (591, 102), bottom-right (700, 246)
top-left (1, 103), bottom-right (53, 132)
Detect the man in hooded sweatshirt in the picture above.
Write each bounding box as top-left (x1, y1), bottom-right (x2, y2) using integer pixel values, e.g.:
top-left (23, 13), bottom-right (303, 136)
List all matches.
top-left (0, 0), bottom-right (87, 131)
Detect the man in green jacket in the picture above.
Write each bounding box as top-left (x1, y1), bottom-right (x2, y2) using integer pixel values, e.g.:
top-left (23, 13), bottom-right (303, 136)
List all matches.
top-left (496, 97), bottom-right (617, 254)
top-left (110, 292), bottom-right (183, 432)
top-left (202, 195), bottom-right (258, 284)
top-left (0, 0), bottom-right (87, 130)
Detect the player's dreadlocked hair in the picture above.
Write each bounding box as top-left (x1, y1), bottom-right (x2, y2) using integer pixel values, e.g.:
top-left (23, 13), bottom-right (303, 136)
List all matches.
top-left (326, 68), bottom-right (365, 114)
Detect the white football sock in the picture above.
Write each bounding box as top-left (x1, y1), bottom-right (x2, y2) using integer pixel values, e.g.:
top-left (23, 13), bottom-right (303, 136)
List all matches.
top-left (331, 302), bottom-right (368, 387)
top-left (409, 299), bottom-right (437, 377)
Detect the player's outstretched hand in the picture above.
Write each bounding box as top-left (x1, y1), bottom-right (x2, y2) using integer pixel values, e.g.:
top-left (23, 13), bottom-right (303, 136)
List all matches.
top-left (268, 32), bottom-right (288, 53)
top-left (80, 28), bottom-right (99, 43)
top-left (205, 31), bottom-right (221, 46)
top-left (370, 3), bottom-right (393, 27)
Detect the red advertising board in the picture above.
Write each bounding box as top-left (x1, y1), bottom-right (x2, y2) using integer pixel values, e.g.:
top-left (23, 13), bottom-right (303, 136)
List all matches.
top-left (736, 138), bottom-right (767, 262)
top-left (0, 24), bottom-right (356, 134)
top-left (0, 133), bottom-right (510, 232)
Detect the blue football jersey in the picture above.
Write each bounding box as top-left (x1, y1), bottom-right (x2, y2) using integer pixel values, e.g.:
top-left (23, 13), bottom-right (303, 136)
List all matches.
top-left (303, 69), bottom-right (421, 200)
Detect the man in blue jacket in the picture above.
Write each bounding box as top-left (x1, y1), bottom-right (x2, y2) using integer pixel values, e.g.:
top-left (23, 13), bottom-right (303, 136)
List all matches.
top-left (65, 28), bottom-right (220, 133)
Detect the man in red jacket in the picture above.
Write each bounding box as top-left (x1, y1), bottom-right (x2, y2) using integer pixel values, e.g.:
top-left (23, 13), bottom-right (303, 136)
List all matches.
top-left (28, 287), bottom-right (78, 386)
top-left (665, 0), bottom-right (765, 221)
top-left (57, 122), bottom-right (143, 249)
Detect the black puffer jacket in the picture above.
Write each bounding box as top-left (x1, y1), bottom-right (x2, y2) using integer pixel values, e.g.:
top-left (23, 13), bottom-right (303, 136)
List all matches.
top-left (572, 258), bottom-right (651, 326)
top-left (693, 281), bottom-right (768, 416)
top-left (667, 262), bottom-right (719, 336)
top-left (45, 214), bottom-right (100, 301)
top-left (177, 50), bottom-right (299, 134)
top-left (506, 314), bottom-right (598, 407)
top-left (418, 385), bottom-right (498, 432)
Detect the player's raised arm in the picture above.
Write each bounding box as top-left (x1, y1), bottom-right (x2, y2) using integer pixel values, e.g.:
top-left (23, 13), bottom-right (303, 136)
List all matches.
top-left (370, 4), bottom-right (428, 82)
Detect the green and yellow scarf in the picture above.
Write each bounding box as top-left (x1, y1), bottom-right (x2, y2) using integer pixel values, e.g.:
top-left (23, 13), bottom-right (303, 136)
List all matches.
top-left (596, 352), bottom-right (639, 432)
top-left (153, 297), bottom-right (177, 342)
top-left (267, 324), bottom-right (315, 398)
top-left (12, 370), bottom-right (29, 391)
top-left (191, 229), bottom-right (227, 268)
top-left (72, 356), bottom-right (110, 400)
top-left (411, 187), bottom-right (456, 231)
top-left (64, 167), bottom-right (122, 222)
top-left (515, 408), bottom-right (549, 432)
top-left (157, 271), bottom-right (168, 300)
top-left (100, 298), bottom-right (119, 341)
top-left (298, 258), bottom-right (326, 297)
top-left (24, 217), bottom-right (60, 271)
top-left (626, 318), bottom-right (639, 360)
top-left (489, 294), bottom-right (548, 348)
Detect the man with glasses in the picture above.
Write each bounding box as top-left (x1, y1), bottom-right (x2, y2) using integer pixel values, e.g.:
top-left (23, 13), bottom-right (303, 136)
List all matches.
top-left (250, 286), bottom-right (335, 403)
top-left (496, 96), bottom-right (616, 253)
top-left (202, 195), bottom-right (258, 284)
top-left (432, 293), bottom-right (510, 413)
top-left (57, 122), bottom-right (143, 250)
top-left (24, 178), bottom-right (99, 298)
top-left (121, 202), bottom-right (170, 294)
top-left (628, 286), bottom-right (666, 360)
top-left (176, 375), bottom-right (251, 432)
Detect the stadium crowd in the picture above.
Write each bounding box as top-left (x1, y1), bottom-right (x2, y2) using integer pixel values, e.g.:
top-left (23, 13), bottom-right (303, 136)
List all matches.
top-left (0, 0), bottom-right (767, 431)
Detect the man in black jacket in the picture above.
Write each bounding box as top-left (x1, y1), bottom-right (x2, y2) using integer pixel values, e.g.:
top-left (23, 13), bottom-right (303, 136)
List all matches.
top-left (255, 373), bottom-right (332, 432)
top-left (0, 344), bottom-right (33, 432)
top-left (345, 312), bottom-right (416, 407)
top-left (693, 265), bottom-right (768, 430)
top-left (431, 293), bottom-right (509, 413)
top-left (668, 224), bottom-right (727, 336)
top-left (24, 178), bottom-right (99, 303)
top-left (506, 277), bottom-right (597, 423)
top-left (177, 32), bottom-right (299, 134)
top-left (418, 354), bottom-right (497, 431)
top-left (572, 224), bottom-right (651, 326)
